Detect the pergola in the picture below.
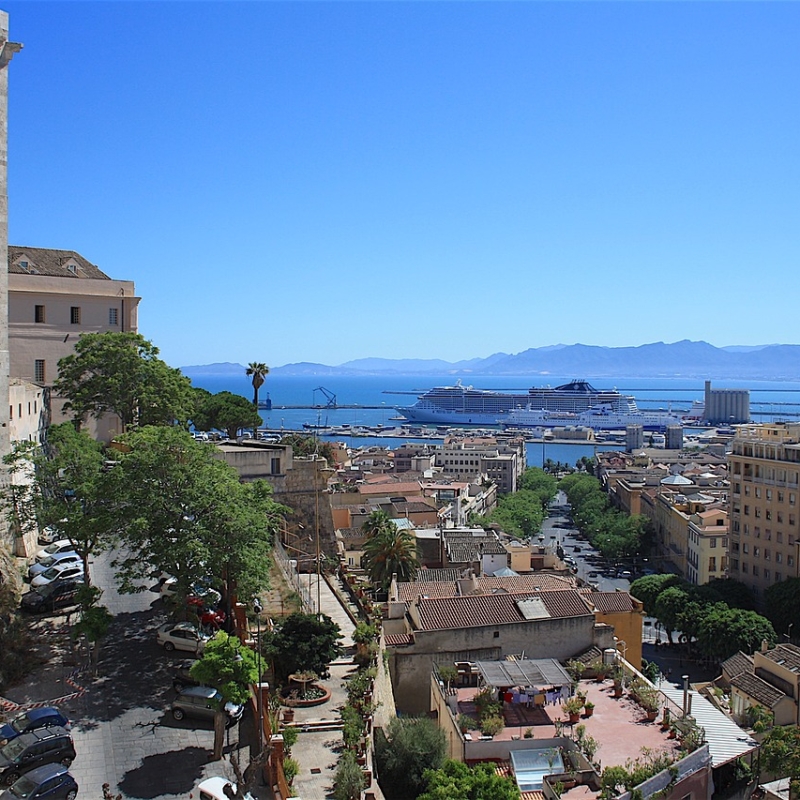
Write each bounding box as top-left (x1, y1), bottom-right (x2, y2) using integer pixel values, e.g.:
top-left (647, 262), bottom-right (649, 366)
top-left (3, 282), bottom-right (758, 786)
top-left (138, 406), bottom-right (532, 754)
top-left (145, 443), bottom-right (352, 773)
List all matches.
top-left (474, 658), bottom-right (572, 690)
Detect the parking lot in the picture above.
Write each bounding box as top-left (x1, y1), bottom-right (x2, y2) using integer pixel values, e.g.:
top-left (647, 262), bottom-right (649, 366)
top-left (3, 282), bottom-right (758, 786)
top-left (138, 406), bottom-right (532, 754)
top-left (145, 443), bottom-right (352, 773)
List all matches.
top-left (3, 551), bottom-right (264, 799)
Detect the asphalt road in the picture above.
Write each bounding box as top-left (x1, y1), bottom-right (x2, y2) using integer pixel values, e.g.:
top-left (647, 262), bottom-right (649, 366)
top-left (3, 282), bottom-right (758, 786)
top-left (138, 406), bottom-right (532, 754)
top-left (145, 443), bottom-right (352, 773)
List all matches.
top-left (542, 492), bottom-right (633, 593)
top-left (5, 551), bottom-right (262, 799)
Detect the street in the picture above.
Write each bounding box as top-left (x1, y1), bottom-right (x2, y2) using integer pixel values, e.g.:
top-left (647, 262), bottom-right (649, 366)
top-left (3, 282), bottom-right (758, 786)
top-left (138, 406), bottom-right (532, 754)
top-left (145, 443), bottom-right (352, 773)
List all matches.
top-left (3, 551), bottom-right (260, 799)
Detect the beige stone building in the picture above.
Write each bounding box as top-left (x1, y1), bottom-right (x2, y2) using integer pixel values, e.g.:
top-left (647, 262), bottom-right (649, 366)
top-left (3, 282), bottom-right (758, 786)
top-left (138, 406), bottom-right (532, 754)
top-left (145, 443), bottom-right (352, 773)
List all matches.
top-left (728, 423), bottom-right (800, 604)
top-left (8, 245), bottom-right (139, 437)
top-left (686, 508), bottom-right (729, 585)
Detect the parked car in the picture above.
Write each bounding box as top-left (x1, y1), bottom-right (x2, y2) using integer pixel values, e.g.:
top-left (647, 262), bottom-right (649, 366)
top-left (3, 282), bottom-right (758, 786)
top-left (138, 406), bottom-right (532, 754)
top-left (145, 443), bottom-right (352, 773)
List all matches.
top-left (28, 553), bottom-right (80, 580)
top-left (0, 763), bottom-right (78, 799)
top-left (160, 578), bottom-right (221, 607)
top-left (20, 580), bottom-right (84, 615)
top-left (587, 571), bottom-right (600, 579)
top-left (0, 727), bottom-right (75, 786)
top-left (171, 659), bottom-right (200, 692)
top-left (30, 565), bottom-right (84, 591)
top-left (36, 527), bottom-right (61, 546)
top-left (0, 710), bottom-right (70, 748)
top-left (196, 776), bottom-right (253, 800)
top-left (156, 622), bottom-right (209, 654)
top-left (33, 542), bottom-right (75, 564)
top-left (171, 686), bottom-right (243, 727)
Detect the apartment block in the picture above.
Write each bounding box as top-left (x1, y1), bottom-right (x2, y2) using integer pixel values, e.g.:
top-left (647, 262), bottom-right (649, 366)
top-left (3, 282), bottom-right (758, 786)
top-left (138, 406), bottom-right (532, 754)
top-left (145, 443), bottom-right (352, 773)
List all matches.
top-left (436, 435), bottom-right (525, 493)
top-left (728, 423), bottom-right (800, 604)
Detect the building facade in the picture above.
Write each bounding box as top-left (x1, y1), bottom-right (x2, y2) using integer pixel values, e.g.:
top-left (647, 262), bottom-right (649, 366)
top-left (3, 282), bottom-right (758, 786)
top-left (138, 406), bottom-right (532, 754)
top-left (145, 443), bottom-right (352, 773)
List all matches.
top-left (728, 423), bottom-right (800, 605)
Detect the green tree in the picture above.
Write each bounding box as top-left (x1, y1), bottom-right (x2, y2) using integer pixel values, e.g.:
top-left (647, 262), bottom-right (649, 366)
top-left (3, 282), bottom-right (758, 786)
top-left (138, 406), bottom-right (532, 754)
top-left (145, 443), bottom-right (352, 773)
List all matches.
top-left (362, 519), bottom-right (420, 590)
top-left (2, 424), bottom-right (115, 585)
top-left (629, 574), bottom-right (682, 616)
top-left (375, 717), bottom-right (447, 800)
top-left (705, 578), bottom-right (755, 611)
top-left (245, 362), bottom-right (269, 438)
top-left (246, 362), bottom-right (269, 409)
top-left (485, 490), bottom-right (547, 538)
top-left (765, 577), bottom-right (800, 640)
top-left (760, 725), bottom-right (800, 800)
top-left (654, 585), bottom-right (690, 644)
top-left (519, 468), bottom-right (558, 506)
top-left (419, 760), bottom-right (520, 800)
top-left (106, 426), bottom-right (284, 605)
top-left (190, 631), bottom-right (259, 761)
top-left (54, 332), bottom-right (194, 431)
top-left (265, 612), bottom-right (343, 682)
top-left (280, 432), bottom-right (337, 465)
top-left (71, 585), bottom-right (113, 674)
top-left (695, 604), bottom-right (776, 663)
top-left (192, 391), bottom-right (262, 439)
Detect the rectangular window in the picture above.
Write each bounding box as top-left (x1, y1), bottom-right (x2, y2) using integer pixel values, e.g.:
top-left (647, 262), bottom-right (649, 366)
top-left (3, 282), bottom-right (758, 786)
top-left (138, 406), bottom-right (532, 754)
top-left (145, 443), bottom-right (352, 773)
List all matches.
top-left (709, 557), bottom-right (717, 572)
top-left (756, 487), bottom-right (761, 499)
top-left (778, 532), bottom-right (784, 543)
top-left (776, 552), bottom-right (783, 563)
top-left (743, 543), bottom-right (749, 554)
top-left (742, 562), bottom-right (748, 573)
top-left (776, 572), bottom-right (782, 582)
top-left (34, 305), bottom-right (45, 323)
top-left (744, 505), bottom-right (750, 516)
top-left (70, 306), bottom-right (81, 324)
top-left (710, 538), bottom-right (717, 548)
top-left (789, 555), bottom-right (795, 567)
top-left (765, 549), bottom-right (771, 561)
top-left (779, 492), bottom-right (785, 502)
top-left (765, 569), bottom-right (771, 580)
top-left (754, 546), bottom-right (760, 557)
top-left (34, 360), bottom-right (45, 383)
top-left (753, 565), bottom-right (759, 576)
top-left (109, 308), bottom-right (119, 326)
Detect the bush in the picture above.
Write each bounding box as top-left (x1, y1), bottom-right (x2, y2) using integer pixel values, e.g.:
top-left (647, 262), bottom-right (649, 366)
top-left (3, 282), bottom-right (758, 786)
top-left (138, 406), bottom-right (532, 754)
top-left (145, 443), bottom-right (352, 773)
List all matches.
top-left (333, 750), bottom-right (366, 800)
top-left (480, 715), bottom-right (504, 737)
top-left (375, 717), bottom-right (446, 800)
top-left (283, 757), bottom-right (300, 785)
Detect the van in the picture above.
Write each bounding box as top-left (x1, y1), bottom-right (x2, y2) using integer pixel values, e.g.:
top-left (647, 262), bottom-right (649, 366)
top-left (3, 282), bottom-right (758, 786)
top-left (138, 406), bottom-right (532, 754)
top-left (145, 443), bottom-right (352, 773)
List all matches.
top-left (0, 726), bottom-right (76, 784)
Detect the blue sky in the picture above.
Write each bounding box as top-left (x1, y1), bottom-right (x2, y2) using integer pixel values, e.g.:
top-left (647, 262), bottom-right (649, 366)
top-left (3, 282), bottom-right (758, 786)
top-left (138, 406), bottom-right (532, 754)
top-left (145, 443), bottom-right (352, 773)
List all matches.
top-left (6, 2), bottom-right (800, 368)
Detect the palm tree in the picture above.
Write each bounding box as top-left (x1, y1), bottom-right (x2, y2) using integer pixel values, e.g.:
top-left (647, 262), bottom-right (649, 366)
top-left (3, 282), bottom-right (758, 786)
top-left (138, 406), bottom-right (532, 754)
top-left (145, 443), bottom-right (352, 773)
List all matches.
top-left (246, 362), bottom-right (269, 436)
top-left (362, 513), bottom-right (420, 591)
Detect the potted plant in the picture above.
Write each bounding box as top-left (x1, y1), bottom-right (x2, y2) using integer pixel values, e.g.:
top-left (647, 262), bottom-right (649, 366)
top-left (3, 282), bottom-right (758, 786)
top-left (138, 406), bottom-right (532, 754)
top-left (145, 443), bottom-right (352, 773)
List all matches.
top-left (563, 696), bottom-right (584, 724)
top-left (638, 688), bottom-right (661, 721)
top-left (590, 658), bottom-right (609, 682)
top-left (584, 700), bottom-right (595, 718)
top-left (480, 715), bottom-right (504, 738)
top-left (524, 727), bottom-right (534, 739)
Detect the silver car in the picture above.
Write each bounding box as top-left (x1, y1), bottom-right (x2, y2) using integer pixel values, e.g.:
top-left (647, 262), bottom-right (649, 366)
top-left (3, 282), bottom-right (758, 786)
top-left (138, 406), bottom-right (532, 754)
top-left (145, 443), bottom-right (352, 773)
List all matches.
top-left (156, 622), bottom-right (210, 654)
top-left (171, 686), bottom-right (243, 727)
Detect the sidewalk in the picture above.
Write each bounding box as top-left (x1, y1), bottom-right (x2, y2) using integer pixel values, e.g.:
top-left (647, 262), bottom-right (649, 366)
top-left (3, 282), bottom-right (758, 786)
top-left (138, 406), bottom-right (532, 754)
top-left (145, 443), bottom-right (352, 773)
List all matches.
top-left (289, 574), bottom-right (385, 800)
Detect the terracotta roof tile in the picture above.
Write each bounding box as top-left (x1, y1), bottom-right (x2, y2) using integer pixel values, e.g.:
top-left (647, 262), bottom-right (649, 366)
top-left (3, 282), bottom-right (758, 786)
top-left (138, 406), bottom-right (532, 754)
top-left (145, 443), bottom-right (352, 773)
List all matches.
top-left (731, 672), bottom-right (786, 708)
top-left (762, 643), bottom-right (800, 673)
top-left (721, 652), bottom-right (753, 679)
top-left (580, 591), bottom-right (636, 614)
top-left (479, 575), bottom-right (575, 593)
top-left (385, 633), bottom-right (413, 646)
top-left (9, 245), bottom-right (111, 279)
top-left (413, 590), bottom-right (592, 631)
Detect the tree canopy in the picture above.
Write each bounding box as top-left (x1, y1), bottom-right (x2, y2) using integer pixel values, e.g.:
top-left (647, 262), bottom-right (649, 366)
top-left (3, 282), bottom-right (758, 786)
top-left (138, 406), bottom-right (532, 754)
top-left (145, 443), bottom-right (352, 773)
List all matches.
top-left (375, 717), bottom-right (447, 800)
top-left (760, 725), bottom-right (800, 799)
top-left (190, 631), bottom-right (259, 706)
top-left (54, 332), bottom-right (194, 430)
top-left (362, 516), bottom-right (420, 590)
top-left (192, 390), bottom-right (262, 439)
top-left (418, 760), bottom-right (520, 800)
top-left (2, 423), bottom-right (115, 584)
top-left (264, 612), bottom-right (343, 681)
top-left (280, 432), bottom-right (337, 465)
top-left (765, 577), bottom-right (800, 640)
top-left (106, 426), bottom-right (284, 603)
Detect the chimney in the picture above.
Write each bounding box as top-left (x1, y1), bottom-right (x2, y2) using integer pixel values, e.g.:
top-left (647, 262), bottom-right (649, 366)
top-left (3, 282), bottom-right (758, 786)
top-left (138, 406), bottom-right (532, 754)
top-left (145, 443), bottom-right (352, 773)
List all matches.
top-left (761, 639), bottom-right (769, 653)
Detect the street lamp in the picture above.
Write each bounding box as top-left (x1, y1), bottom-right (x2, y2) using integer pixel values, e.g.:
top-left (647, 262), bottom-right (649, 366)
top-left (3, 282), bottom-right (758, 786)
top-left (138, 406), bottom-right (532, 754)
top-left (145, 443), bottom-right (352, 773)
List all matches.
top-left (253, 600), bottom-right (264, 756)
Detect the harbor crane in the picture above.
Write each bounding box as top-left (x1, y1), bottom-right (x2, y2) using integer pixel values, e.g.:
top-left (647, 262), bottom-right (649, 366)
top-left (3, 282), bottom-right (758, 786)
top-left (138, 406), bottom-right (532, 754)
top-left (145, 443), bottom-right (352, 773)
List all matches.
top-left (313, 386), bottom-right (337, 409)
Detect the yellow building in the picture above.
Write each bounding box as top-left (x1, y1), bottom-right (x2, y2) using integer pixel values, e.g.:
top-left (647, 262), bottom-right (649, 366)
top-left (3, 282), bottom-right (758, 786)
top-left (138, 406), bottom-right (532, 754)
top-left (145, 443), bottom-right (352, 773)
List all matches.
top-left (686, 508), bottom-right (728, 585)
top-left (728, 423), bottom-right (800, 604)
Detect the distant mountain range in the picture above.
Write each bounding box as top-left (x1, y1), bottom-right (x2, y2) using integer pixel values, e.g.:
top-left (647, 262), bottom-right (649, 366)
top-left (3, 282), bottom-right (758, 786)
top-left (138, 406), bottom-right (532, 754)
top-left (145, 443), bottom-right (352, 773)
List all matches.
top-left (179, 341), bottom-right (800, 381)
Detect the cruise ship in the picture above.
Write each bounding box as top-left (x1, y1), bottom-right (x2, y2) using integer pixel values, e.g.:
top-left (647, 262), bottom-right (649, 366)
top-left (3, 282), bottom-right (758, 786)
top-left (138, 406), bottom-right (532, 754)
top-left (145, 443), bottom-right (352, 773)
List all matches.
top-left (396, 380), bottom-right (641, 426)
top-left (502, 404), bottom-right (683, 431)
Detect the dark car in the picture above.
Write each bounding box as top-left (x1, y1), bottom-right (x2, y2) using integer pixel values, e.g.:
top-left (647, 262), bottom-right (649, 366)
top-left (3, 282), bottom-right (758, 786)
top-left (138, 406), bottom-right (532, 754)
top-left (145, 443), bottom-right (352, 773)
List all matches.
top-left (0, 727), bottom-right (75, 786)
top-left (19, 580), bottom-right (83, 615)
top-left (0, 763), bottom-right (78, 799)
top-left (0, 710), bottom-right (70, 747)
top-left (171, 659), bottom-right (201, 692)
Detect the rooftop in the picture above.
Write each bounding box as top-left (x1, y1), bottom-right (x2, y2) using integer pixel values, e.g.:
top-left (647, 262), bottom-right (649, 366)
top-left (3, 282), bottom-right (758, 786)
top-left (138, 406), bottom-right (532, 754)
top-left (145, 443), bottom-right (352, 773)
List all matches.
top-left (9, 245), bottom-right (112, 280)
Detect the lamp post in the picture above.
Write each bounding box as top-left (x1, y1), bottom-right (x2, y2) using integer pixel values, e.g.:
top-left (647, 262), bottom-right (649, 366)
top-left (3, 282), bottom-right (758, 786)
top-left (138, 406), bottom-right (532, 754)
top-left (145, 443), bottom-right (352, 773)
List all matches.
top-left (253, 600), bottom-right (264, 755)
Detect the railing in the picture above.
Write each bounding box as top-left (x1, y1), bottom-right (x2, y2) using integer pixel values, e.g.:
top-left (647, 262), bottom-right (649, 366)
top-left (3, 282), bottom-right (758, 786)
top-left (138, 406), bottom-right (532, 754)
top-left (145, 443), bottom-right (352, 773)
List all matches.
top-left (273, 537), bottom-right (314, 613)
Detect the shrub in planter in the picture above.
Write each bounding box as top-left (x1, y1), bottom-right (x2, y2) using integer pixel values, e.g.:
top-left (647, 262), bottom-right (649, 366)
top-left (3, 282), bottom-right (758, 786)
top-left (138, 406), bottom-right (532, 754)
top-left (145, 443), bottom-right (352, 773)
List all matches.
top-left (458, 714), bottom-right (479, 734)
top-left (283, 757), bottom-right (300, 786)
top-left (584, 701), bottom-right (595, 717)
top-left (563, 696), bottom-right (584, 720)
top-left (480, 715), bottom-right (504, 737)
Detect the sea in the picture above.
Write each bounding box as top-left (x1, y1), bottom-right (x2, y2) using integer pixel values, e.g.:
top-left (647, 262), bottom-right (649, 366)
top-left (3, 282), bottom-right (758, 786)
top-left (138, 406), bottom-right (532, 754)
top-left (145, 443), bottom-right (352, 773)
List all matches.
top-left (183, 371), bottom-right (800, 470)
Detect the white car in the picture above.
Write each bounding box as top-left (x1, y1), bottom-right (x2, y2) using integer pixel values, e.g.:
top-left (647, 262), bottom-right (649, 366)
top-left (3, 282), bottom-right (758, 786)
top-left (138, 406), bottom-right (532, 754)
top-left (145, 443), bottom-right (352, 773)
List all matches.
top-left (196, 777), bottom-right (254, 800)
top-left (31, 563), bottom-right (85, 589)
top-left (28, 551), bottom-right (81, 579)
top-left (34, 540), bottom-right (75, 563)
top-left (156, 622), bottom-right (210, 654)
